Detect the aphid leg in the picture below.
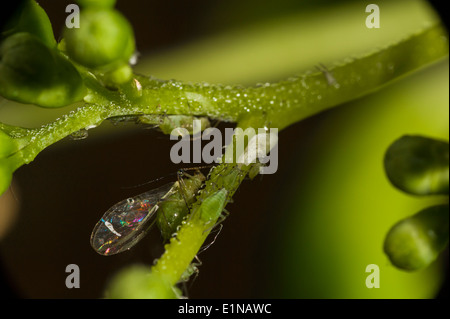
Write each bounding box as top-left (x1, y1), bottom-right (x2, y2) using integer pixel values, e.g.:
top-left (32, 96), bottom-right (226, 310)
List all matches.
top-left (191, 256), bottom-right (202, 285)
top-left (315, 63), bottom-right (339, 88)
top-left (178, 255), bottom-right (202, 297)
top-left (176, 168), bottom-right (201, 210)
top-left (173, 285), bottom-right (188, 300)
top-left (186, 256), bottom-right (202, 283)
top-left (179, 282), bottom-right (189, 299)
top-left (194, 254), bottom-right (203, 266)
top-left (160, 182), bottom-right (179, 200)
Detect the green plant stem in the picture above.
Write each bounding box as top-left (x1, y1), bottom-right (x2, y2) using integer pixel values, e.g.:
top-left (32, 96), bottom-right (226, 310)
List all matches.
top-left (151, 163), bottom-right (250, 287)
top-left (2, 23), bottom-right (448, 174)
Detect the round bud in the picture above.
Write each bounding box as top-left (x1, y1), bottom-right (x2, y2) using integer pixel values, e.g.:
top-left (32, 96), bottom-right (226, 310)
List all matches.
top-left (384, 205), bottom-right (449, 271)
top-left (103, 63), bottom-right (133, 86)
top-left (63, 8), bottom-right (135, 69)
top-left (384, 135), bottom-right (449, 195)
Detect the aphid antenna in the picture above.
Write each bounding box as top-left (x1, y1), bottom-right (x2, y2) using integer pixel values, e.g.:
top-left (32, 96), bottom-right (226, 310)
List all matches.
top-left (198, 224), bottom-right (224, 255)
top-left (178, 165), bottom-right (214, 175)
top-left (120, 173), bottom-right (173, 190)
top-left (120, 164), bottom-right (208, 191)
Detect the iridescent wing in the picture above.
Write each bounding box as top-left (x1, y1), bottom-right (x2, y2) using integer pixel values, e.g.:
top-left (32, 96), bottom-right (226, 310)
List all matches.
top-left (90, 182), bottom-right (174, 256)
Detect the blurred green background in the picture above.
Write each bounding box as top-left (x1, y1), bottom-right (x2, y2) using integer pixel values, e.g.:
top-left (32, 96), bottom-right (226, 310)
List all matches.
top-left (0, 0), bottom-right (448, 298)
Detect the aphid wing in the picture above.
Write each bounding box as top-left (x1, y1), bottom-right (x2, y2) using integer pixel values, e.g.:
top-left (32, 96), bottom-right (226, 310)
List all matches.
top-left (90, 183), bottom-right (174, 256)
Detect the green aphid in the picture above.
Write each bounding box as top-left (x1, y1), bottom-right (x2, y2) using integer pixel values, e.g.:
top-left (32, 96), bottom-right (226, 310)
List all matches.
top-left (156, 171), bottom-right (206, 240)
top-left (198, 188), bottom-right (229, 226)
top-left (139, 114), bottom-right (210, 136)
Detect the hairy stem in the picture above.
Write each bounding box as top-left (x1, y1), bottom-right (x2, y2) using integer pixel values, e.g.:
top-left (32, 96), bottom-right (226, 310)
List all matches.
top-left (2, 24), bottom-right (448, 174)
top-left (151, 163), bottom-right (250, 287)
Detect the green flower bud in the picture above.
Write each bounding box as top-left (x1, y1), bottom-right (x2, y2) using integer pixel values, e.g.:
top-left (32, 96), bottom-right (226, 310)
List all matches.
top-left (0, 32), bottom-right (86, 108)
top-left (384, 204), bottom-right (449, 271)
top-left (104, 265), bottom-right (178, 299)
top-left (77, 0), bottom-right (117, 9)
top-left (103, 63), bottom-right (132, 86)
top-left (0, 130), bottom-right (17, 158)
top-left (0, 159), bottom-right (14, 196)
top-left (3, 0), bottom-right (56, 48)
top-left (384, 135), bottom-right (449, 195)
top-left (63, 8), bottom-right (135, 69)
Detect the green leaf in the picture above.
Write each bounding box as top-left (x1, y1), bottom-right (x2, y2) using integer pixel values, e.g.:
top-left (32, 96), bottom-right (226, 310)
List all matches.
top-left (2, 0), bottom-right (56, 48)
top-left (0, 32), bottom-right (86, 108)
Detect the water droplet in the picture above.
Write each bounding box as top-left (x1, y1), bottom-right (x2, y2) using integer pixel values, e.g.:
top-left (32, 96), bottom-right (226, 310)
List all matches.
top-left (70, 129), bottom-right (88, 140)
top-left (85, 124), bottom-right (98, 130)
top-left (129, 51), bottom-right (140, 65)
